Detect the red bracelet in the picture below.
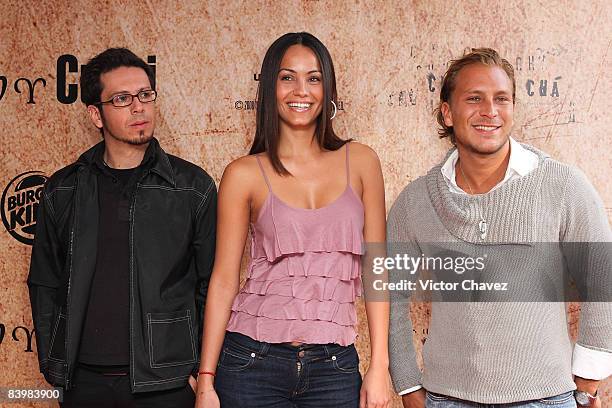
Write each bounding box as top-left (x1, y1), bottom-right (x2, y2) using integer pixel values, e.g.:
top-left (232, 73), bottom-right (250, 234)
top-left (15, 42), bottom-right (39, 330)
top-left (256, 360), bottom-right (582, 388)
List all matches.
top-left (198, 371), bottom-right (216, 377)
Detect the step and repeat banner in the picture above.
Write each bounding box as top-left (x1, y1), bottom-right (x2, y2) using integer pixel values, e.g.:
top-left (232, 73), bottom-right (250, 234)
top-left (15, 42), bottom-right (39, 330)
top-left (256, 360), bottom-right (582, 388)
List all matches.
top-left (1, 1), bottom-right (610, 406)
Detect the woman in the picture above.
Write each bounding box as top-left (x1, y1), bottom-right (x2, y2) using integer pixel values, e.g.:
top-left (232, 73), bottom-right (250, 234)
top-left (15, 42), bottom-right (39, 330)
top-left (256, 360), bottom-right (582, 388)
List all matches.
top-left (195, 32), bottom-right (389, 408)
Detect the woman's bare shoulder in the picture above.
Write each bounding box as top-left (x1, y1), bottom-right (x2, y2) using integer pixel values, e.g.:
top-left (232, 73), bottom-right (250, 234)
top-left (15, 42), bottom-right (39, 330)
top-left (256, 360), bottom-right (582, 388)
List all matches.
top-left (346, 141), bottom-right (381, 169)
top-left (220, 154), bottom-right (263, 187)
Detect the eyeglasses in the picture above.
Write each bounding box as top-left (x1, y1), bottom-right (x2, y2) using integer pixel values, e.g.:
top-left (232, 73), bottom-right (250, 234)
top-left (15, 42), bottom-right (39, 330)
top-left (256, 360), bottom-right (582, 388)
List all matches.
top-left (99, 90), bottom-right (157, 107)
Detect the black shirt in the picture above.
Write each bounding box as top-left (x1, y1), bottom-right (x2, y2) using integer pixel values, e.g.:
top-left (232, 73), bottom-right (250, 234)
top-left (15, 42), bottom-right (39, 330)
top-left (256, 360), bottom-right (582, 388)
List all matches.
top-left (78, 163), bottom-right (137, 366)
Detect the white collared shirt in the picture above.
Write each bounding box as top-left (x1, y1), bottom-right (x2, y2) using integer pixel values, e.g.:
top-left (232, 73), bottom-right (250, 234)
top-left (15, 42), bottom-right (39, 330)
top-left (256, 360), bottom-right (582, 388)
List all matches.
top-left (440, 137), bottom-right (539, 195)
top-left (397, 138), bottom-right (611, 397)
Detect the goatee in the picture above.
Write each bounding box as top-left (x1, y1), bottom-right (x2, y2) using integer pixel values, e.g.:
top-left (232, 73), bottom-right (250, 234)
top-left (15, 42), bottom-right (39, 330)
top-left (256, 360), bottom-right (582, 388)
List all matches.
top-left (125, 130), bottom-right (154, 146)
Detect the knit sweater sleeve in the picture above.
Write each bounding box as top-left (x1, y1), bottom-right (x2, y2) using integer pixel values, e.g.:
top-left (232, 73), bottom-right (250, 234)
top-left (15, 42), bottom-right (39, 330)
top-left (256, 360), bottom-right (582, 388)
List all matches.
top-left (561, 167), bottom-right (612, 353)
top-left (387, 186), bottom-right (423, 393)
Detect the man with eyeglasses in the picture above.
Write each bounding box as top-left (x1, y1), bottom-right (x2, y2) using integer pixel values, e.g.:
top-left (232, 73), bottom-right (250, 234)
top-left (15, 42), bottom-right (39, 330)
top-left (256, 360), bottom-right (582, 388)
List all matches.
top-left (27, 48), bottom-right (217, 407)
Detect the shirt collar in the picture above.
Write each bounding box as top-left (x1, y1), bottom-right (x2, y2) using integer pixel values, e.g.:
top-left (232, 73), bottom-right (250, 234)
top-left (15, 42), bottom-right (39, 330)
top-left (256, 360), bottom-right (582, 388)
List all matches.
top-left (507, 137), bottom-right (538, 177)
top-left (440, 137), bottom-right (539, 193)
top-left (440, 148), bottom-right (459, 186)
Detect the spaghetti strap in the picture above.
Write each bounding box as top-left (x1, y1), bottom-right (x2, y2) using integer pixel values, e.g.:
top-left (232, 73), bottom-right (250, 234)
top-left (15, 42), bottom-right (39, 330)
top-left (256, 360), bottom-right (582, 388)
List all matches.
top-left (255, 155), bottom-right (273, 192)
top-left (345, 142), bottom-right (351, 186)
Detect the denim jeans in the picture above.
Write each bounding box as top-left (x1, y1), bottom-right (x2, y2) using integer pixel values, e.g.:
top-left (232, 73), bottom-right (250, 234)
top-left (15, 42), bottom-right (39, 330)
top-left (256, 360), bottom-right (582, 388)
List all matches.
top-left (426, 391), bottom-right (577, 408)
top-left (215, 331), bottom-right (362, 407)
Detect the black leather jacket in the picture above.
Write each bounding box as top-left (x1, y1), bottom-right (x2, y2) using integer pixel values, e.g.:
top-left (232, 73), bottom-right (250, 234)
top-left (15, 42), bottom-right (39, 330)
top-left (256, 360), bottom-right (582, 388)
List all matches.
top-left (27, 138), bottom-right (216, 393)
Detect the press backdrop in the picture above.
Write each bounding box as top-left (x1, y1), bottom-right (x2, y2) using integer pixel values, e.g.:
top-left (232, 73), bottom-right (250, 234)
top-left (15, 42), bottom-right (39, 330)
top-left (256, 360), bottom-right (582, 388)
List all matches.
top-left (1, 1), bottom-right (611, 406)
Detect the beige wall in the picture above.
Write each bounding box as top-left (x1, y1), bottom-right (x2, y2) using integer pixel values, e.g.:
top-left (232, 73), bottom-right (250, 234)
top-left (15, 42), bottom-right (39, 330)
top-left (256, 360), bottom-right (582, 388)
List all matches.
top-left (0, 1), bottom-right (610, 406)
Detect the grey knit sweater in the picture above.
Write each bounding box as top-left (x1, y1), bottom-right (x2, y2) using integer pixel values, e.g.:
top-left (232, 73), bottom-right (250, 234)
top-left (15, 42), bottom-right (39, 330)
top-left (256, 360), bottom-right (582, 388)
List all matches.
top-left (387, 145), bottom-right (612, 403)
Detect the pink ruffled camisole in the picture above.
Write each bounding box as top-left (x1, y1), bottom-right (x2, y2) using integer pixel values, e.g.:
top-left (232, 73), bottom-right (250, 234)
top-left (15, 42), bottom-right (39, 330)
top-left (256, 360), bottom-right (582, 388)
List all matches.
top-left (226, 143), bottom-right (365, 346)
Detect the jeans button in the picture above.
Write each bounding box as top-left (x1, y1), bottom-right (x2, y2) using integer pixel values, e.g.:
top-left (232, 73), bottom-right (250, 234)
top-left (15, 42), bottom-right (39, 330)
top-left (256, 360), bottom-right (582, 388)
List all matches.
top-left (331, 355), bottom-right (337, 360)
top-left (250, 353), bottom-right (256, 358)
top-left (298, 350), bottom-right (305, 358)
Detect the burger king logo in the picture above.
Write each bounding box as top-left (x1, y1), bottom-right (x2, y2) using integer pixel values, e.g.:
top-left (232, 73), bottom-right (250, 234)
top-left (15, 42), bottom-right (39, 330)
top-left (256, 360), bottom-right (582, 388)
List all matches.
top-left (1, 171), bottom-right (48, 245)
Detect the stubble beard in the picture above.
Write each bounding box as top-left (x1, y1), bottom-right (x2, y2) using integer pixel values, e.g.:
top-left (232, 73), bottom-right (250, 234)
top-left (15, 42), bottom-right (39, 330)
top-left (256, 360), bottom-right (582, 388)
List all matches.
top-left (456, 131), bottom-right (510, 157)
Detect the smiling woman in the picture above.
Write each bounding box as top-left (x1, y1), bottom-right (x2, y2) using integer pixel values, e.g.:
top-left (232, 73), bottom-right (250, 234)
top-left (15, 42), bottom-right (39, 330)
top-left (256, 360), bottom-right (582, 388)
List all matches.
top-left (195, 32), bottom-right (391, 408)
top-left (249, 32), bottom-right (347, 175)
top-left (276, 45), bottom-right (324, 133)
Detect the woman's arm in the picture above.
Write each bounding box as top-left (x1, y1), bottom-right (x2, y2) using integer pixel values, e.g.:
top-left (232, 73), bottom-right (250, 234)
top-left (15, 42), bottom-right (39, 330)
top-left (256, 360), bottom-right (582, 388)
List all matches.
top-left (195, 158), bottom-right (254, 403)
top-left (353, 143), bottom-right (390, 408)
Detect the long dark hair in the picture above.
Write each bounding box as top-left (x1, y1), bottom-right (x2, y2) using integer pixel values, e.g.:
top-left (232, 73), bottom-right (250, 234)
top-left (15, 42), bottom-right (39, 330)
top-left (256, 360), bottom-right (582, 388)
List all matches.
top-left (249, 32), bottom-right (350, 175)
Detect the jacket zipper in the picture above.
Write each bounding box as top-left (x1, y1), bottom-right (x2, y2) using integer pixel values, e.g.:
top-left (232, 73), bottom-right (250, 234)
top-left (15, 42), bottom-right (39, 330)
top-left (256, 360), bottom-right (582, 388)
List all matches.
top-left (128, 173), bottom-right (147, 391)
top-left (64, 170), bottom-right (80, 389)
top-left (128, 187), bottom-right (137, 390)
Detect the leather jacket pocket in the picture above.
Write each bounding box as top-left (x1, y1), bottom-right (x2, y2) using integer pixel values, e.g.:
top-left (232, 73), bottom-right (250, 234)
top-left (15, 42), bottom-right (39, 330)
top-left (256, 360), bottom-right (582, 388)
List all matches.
top-left (147, 310), bottom-right (196, 368)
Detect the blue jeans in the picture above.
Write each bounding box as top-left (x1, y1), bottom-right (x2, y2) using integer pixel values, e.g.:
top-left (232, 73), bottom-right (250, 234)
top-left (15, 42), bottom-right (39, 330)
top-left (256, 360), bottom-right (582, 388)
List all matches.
top-left (215, 331), bottom-right (362, 407)
top-left (426, 391), bottom-right (577, 408)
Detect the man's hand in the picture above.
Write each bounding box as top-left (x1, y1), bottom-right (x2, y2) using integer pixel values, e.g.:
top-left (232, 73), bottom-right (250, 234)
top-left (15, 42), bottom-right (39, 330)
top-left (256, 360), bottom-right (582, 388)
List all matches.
top-left (592, 396), bottom-right (602, 408)
top-left (576, 395), bottom-right (603, 408)
top-left (401, 388), bottom-right (425, 408)
top-left (188, 375), bottom-right (198, 392)
top-left (574, 376), bottom-right (601, 407)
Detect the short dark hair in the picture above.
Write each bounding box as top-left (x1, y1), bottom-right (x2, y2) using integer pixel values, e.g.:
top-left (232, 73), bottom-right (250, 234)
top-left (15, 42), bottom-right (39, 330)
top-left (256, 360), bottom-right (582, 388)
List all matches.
top-left (80, 47), bottom-right (155, 106)
top-left (435, 48), bottom-right (515, 144)
top-left (249, 32), bottom-right (350, 175)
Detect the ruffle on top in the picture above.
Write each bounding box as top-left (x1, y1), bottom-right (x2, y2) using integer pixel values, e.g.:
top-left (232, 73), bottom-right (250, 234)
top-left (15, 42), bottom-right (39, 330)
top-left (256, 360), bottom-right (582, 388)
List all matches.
top-left (248, 252), bottom-right (361, 282)
top-left (251, 194), bottom-right (365, 262)
top-left (231, 293), bottom-right (357, 325)
top-left (243, 274), bottom-right (362, 303)
top-left (226, 313), bottom-right (358, 346)
top-left (226, 187), bottom-right (365, 346)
